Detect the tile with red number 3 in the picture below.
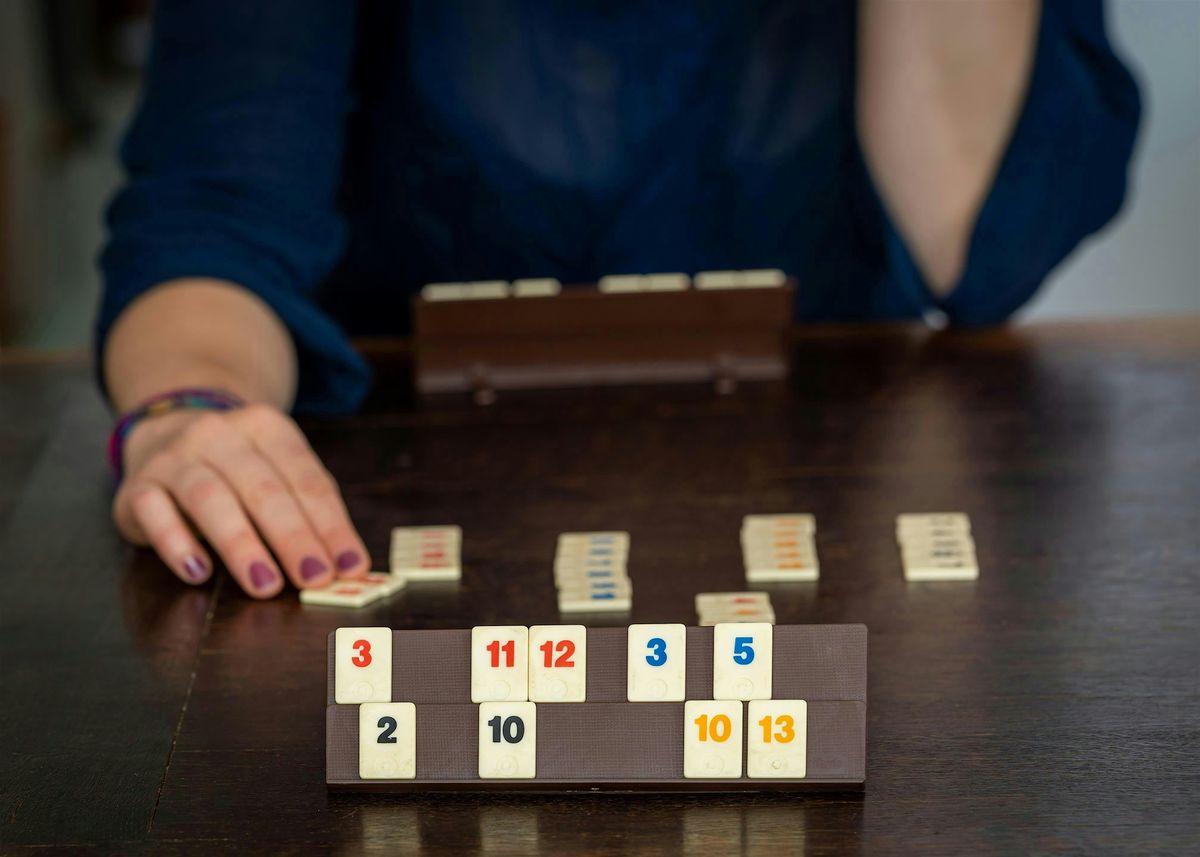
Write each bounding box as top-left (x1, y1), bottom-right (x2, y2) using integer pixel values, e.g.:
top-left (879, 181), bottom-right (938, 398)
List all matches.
top-left (334, 627), bottom-right (392, 703)
top-left (528, 625), bottom-right (587, 702)
top-left (471, 626), bottom-right (529, 702)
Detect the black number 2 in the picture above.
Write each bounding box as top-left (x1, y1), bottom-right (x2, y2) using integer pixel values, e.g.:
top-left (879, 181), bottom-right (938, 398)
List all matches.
top-left (377, 716), bottom-right (398, 744)
top-left (487, 715), bottom-right (525, 744)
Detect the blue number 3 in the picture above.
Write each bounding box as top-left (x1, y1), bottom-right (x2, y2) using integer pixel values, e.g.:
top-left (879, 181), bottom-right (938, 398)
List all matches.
top-left (733, 636), bottom-right (755, 665)
top-left (645, 637), bottom-right (668, 667)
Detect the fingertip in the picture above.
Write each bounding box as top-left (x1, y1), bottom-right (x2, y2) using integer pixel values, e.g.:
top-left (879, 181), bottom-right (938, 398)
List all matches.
top-left (178, 553), bottom-right (212, 586)
top-left (334, 549), bottom-right (369, 578)
top-left (244, 560), bottom-right (285, 599)
top-left (297, 555), bottom-right (334, 589)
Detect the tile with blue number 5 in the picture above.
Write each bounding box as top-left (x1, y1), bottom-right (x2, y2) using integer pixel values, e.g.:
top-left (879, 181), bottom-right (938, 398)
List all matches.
top-left (627, 623), bottom-right (687, 701)
top-left (712, 623), bottom-right (773, 701)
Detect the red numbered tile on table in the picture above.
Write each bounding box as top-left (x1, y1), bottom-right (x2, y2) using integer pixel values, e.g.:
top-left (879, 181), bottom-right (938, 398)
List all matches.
top-left (334, 627), bottom-right (392, 703)
top-left (471, 626), bottom-right (529, 702)
top-left (528, 625), bottom-right (587, 702)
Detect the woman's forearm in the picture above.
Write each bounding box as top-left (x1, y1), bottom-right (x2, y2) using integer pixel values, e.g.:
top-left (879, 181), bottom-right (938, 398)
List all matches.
top-left (857, 0), bottom-right (1040, 295)
top-left (103, 278), bottom-right (298, 412)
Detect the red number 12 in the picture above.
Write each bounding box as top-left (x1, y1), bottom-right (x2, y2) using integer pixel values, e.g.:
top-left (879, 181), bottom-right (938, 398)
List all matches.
top-left (539, 639), bottom-right (575, 668)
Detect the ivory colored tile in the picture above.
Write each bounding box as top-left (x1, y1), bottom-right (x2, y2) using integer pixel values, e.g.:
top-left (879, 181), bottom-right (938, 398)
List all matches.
top-left (300, 577), bottom-right (391, 608)
top-left (695, 592), bottom-right (771, 614)
top-left (512, 278), bottom-right (561, 297)
top-left (737, 269), bottom-right (787, 288)
top-left (896, 513), bottom-right (971, 537)
top-left (683, 699), bottom-right (743, 778)
top-left (461, 280), bottom-right (511, 300)
top-left (478, 701), bottom-right (537, 778)
top-left (627, 623), bottom-right (687, 702)
top-left (421, 282), bottom-right (466, 301)
top-left (528, 624), bottom-right (587, 702)
top-left (643, 272), bottom-right (689, 291)
top-left (334, 627), bottom-right (392, 704)
top-left (471, 626), bottom-right (529, 702)
top-left (557, 586), bottom-right (632, 613)
top-left (598, 274), bottom-right (641, 293)
top-left (359, 702), bottom-right (416, 779)
top-left (694, 270), bottom-right (740, 290)
top-left (902, 554), bottom-right (979, 581)
top-left (699, 607), bottom-right (776, 626)
top-left (747, 699), bottom-right (807, 779)
top-left (712, 623), bottom-right (773, 701)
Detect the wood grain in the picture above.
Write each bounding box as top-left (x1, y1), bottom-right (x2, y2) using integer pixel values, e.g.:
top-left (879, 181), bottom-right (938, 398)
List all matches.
top-left (1, 320), bottom-right (1197, 855)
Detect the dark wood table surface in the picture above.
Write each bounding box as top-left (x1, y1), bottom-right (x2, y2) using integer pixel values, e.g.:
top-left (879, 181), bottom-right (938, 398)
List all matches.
top-left (1, 319), bottom-right (1197, 856)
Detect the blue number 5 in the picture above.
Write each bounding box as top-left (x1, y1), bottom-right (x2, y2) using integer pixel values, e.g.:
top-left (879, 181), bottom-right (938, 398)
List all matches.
top-left (733, 636), bottom-right (755, 665)
top-left (646, 637), bottom-right (668, 667)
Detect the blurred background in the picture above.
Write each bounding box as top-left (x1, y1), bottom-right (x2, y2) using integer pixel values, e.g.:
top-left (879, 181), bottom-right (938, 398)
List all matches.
top-left (0, 0), bottom-right (1196, 351)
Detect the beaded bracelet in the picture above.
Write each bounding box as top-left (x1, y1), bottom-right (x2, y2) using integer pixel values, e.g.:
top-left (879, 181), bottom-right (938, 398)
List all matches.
top-left (107, 388), bottom-right (244, 484)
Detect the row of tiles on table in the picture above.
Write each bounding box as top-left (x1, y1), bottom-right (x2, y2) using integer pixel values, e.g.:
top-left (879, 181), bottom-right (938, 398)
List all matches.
top-left (331, 623), bottom-right (866, 707)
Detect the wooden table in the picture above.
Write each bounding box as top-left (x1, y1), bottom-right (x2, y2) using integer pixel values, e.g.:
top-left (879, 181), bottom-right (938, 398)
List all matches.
top-left (2, 319), bottom-right (1197, 856)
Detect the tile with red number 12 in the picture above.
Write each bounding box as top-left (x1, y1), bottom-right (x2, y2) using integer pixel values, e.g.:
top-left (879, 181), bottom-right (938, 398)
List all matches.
top-left (528, 625), bottom-right (587, 702)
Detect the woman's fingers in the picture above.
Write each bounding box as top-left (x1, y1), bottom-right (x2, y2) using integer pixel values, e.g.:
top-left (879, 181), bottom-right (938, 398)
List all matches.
top-left (236, 405), bottom-right (371, 578)
top-left (160, 458), bottom-right (285, 599)
top-left (114, 476), bottom-right (212, 585)
top-left (201, 444), bottom-right (337, 590)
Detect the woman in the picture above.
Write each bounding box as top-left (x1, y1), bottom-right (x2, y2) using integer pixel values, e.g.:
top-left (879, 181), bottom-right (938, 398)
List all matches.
top-left (99, 1), bottom-right (1140, 598)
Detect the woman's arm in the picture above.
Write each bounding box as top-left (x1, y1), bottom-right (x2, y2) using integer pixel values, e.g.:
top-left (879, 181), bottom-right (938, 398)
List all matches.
top-left (857, 0), bottom-right (1041, 295)
top-left (106, 279), bottom-right (371, 599)
top-left (100, 1), bottom-right (372, 597)
top-left (104, 278), bottom-right (296, 412)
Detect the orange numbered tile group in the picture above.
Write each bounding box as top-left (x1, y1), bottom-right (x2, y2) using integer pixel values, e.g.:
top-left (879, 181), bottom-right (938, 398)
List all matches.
top-left (741, 514), bottom-right (819, 582)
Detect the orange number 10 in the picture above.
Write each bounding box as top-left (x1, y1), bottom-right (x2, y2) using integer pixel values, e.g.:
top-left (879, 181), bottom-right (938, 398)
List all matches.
top-left (694, 713), bottom-right (732, 742)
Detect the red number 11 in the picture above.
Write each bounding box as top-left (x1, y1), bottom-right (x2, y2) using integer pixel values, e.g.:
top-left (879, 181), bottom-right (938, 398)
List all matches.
top-left (486, 639), bottom-right (515, 668)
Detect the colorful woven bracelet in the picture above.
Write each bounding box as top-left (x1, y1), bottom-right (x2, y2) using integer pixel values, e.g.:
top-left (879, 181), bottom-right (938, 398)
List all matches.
top-left (107, 388), bottom-right (244, 484)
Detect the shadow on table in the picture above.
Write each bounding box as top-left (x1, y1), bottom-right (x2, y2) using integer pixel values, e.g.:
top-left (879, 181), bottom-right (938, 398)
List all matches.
top-left (332, 791), bottom-right (863, 857)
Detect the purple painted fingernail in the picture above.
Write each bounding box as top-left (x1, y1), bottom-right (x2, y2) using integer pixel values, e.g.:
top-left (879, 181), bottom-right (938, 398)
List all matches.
top-left (335, 550), bottom-right (362, 571)
top-left (249, 561), bottom-right (277, 590)
top-left (182, 555), bottom-right (209, 582)
top-left (300, 556), bottom-right (329, 581)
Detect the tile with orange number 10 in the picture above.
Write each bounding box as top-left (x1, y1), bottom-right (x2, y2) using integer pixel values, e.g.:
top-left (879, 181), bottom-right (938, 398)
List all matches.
top-left (335, 627), bottom-right (392, 703)
top-left (683, 699), bottom-right (743, 778)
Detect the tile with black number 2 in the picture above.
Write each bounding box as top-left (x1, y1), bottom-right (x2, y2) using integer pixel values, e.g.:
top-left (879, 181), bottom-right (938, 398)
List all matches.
top-left (358, 702), bottom-right (416, 779)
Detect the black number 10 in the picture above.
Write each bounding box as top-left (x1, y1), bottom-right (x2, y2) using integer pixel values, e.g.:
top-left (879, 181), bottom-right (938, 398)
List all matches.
top-left (377, 716), bottom-right (398, 744)
top-left (487, 715), bottom-right (525, 744)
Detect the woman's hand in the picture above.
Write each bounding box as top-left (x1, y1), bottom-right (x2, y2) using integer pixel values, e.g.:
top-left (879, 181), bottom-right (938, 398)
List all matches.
top-left (112, 402), bottom-right (370, 598)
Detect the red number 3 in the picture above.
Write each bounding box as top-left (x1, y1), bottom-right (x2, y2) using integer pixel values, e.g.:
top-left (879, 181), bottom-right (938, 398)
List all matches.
top-left (351, 639), bottom-right (372, 667)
